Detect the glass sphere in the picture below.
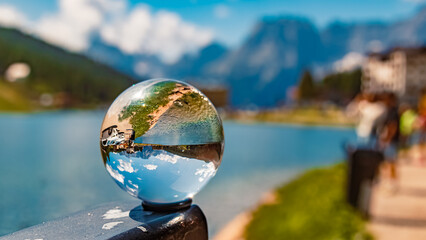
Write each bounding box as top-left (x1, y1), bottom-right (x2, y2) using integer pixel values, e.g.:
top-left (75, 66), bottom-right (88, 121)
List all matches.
top-left (100, 79), bottom-right (224, 206)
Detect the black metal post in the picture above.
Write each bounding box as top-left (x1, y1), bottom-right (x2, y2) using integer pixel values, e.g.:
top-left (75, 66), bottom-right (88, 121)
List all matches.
top-left (4, 201), bottom-right (208, 240)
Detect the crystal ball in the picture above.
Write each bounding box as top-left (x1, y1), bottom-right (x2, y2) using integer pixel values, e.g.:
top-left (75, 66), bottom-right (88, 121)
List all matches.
top-left (100, 79), bottom-right (224, 206)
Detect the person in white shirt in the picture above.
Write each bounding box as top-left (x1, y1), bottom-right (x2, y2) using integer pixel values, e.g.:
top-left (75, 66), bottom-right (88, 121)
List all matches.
top-left (347, 93), bottom-right (387, 147)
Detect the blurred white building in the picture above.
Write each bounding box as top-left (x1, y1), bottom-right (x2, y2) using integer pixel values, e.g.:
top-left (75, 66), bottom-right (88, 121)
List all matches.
top-left (362, 47), bottom-right (426, 103)
top-left (5, 62), bottom-right (31, 82)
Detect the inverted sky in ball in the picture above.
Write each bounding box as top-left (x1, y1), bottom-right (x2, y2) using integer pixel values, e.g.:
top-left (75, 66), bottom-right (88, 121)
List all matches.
top-left (100, 79), bottom-right (224, 205)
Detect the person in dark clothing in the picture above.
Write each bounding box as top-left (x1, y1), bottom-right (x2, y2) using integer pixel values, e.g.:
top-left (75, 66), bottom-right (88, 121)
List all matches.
top-left (379, 93), bottom-right (399, 189)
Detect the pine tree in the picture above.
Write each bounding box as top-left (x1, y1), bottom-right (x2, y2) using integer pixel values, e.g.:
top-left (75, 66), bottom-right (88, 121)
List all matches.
top-left (298, 71), bottom-right (315, 101)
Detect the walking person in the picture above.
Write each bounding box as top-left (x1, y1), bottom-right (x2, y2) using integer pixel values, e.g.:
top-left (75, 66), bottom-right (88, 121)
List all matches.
top-left (398, 103), bottom-right (418, 163)
top-left (348, 93), bottom-right (387, 147)
top-left (417, 89), bottom-right (426, 144)
top-left (399, 103), bottom-right (417, 148)
top-left (379, 93), bottom-right (400, 191)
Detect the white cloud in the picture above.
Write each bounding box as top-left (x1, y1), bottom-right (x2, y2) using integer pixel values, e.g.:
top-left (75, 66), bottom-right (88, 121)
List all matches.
top-left (0, 4), bottom-right (28, 29)
top-left (92, 0), bottom-right (127, 13)
top-left (100, 5), bottom-right (213, 63)
top-left (143, 164), bottom-right (158, 170)
top-left (194, 162), bottom-right (216, 182)
top-left (100, 6), bottom-right (151, 54)
top-left (213, 4), bottom-right (231, 19)
top-left (106, 164), bottom-right (124, 184)
top-left (35, 0), bottom-right (104, 52)
top-left (156, 152), bottom-right (179, 164)
top-left (116, 158), bottom-right (135, 173)
top-left (0, 0), bottom-right (213, 63)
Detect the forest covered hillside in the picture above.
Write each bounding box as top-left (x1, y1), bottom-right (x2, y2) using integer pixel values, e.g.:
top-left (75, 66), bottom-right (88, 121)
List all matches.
top-left (0, 27), bottom-right (136, 111)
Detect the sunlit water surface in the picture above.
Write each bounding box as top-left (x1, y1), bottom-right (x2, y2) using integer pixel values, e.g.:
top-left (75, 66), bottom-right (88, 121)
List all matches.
top-left (0, 111), bottom-right (355, 236)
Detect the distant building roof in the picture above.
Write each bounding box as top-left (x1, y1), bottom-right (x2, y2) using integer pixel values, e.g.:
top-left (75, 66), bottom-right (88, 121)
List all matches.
top-left (368, 46), bottom-right (426, 60)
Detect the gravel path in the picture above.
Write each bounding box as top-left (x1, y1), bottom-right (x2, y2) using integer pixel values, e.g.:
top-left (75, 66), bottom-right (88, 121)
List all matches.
top-left (369, 146), bottom-right (426, 239)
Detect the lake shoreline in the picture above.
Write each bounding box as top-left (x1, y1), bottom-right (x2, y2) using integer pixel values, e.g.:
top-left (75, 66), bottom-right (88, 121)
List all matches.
top-left (225, 119), bottom-right (354, 129)
top-left (215, 164), bottom-right (371, 240)
top-left (224, 107), bottom-right (355, 129)
top-left (0, 109), bottom-right (354, 129)
top-left (212, 191), bottom-right (279, 240)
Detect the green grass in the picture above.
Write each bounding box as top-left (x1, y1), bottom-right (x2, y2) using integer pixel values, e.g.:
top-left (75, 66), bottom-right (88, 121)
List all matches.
top-left (0, 80), bottom-right (33, 111)
top-left (245, 164), bottom-right (373, 240)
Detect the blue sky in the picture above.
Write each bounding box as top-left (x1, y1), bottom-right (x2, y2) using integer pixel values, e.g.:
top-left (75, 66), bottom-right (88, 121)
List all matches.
top-left (1, 0), bottom-right (424, 46)
top-left (0, 0), bottom-right (424, 63)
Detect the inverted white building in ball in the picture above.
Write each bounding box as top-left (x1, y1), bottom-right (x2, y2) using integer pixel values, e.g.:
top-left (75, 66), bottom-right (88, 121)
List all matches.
top-left (100, 79), bottom-right (224, 210)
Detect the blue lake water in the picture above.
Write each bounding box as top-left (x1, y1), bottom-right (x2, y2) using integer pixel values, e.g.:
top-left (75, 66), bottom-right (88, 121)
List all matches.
top-left (0, 111), bottom-right (356, 236)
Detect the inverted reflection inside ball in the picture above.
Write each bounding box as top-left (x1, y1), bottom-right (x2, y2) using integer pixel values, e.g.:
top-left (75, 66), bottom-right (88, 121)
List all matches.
top-left (100, 79), bottom-right (224, 205)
